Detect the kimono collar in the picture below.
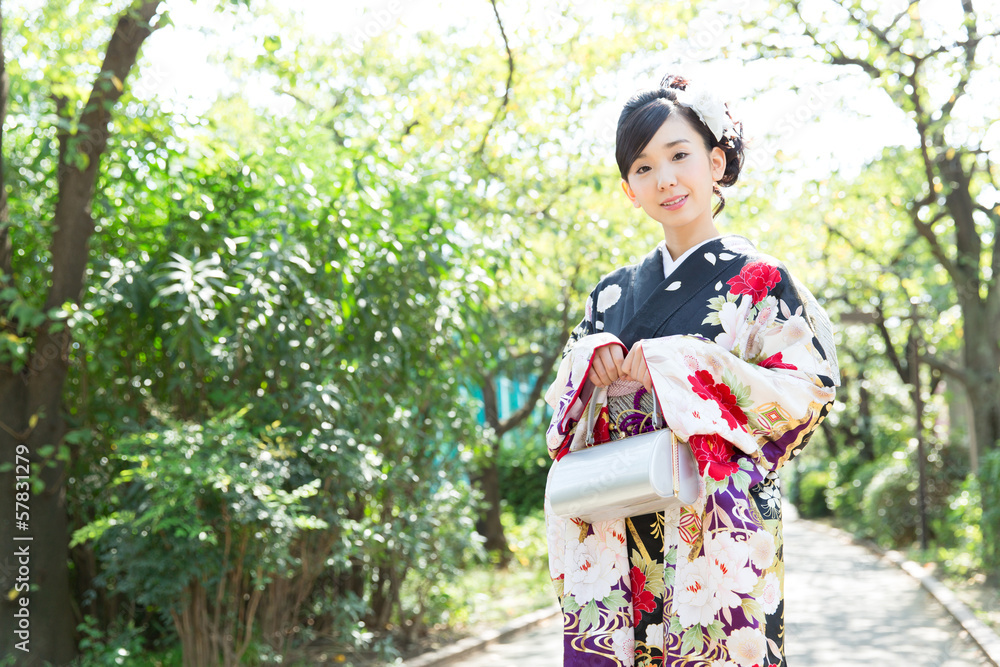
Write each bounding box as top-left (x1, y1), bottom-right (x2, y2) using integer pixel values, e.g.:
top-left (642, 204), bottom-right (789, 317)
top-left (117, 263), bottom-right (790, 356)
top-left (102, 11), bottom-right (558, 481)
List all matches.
top-left (659, 236), bottom-right (722, 280)
top-left (628, 234), bottom-right (755, 325)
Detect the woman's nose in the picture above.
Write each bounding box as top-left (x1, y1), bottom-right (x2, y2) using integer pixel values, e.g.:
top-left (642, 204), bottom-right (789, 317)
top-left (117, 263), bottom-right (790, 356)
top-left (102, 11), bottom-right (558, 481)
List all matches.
top-left (656, 166), bottom-right (677, 189)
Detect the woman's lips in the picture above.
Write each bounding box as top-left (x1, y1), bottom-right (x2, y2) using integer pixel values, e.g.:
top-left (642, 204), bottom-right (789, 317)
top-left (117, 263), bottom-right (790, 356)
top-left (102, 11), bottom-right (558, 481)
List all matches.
top-left (661, 195), bottom-right (688, 210)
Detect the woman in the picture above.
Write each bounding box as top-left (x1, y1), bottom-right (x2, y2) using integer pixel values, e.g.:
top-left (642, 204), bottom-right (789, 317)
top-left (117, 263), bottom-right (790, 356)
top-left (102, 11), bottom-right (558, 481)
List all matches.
top-left (542, 73), bottom-right (840, 666)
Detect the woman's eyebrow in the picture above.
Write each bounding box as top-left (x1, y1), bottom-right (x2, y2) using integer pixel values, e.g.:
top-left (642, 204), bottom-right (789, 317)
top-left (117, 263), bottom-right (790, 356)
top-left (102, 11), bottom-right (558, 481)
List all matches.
top-left (636, 139), bottom-right (690, 159)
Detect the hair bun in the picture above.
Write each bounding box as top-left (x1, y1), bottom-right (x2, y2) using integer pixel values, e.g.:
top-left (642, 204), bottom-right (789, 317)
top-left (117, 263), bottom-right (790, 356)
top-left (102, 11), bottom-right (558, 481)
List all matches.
top-left (659, 73), bottom-right (690, 92)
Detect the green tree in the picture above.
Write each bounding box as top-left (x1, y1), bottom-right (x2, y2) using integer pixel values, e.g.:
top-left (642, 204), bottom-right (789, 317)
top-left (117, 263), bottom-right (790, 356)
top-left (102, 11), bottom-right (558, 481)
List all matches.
top-left (0, 1), bottom-right (163, 662)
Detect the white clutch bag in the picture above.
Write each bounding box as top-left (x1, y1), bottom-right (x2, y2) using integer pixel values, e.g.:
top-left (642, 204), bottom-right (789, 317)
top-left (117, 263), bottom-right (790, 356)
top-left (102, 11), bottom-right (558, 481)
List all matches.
top-left (546, 386), bottom-right (700, 524)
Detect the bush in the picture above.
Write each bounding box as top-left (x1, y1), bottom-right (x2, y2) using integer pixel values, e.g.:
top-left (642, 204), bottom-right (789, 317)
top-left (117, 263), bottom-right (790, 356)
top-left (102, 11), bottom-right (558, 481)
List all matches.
top-left (497, 448), bottom-right (550, 520)
top-left (861, 457), bottom-right (919, 546)
top-left (72, 617), bottom-right (147, 667)
top-left (74, 407), bottom-right (326, 667)
top-left (796, 469), bottom-right (833, 518)
top-left (980, 449), bottom-right (1000, 581)
top-left (826, 458), bottom-right (884, 531)
top-left (935, 472), bottom-right (983, 577)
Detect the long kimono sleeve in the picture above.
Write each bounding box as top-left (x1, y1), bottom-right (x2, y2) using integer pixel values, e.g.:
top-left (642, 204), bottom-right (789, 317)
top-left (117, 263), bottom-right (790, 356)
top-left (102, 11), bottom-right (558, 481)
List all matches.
top-left (640, 261), bottom-right (838, 475)
top-left (542, 287), bottom-right (628, 461)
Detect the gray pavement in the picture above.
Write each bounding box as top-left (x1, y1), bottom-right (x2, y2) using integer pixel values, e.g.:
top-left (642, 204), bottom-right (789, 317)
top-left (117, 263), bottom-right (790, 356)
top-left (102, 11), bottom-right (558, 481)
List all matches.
top-left (445, 509), bottom-right (992, 666)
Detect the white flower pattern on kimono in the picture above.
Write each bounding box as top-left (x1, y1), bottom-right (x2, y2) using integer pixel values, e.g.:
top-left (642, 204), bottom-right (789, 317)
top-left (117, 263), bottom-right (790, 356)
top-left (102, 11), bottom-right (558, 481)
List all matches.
top-left (594, 521), bottom-right (629, 575)
top-left (644, 622), bottom-right (665, 651)
top-left (778, 313), bottom-right (811, 347)
top-left (760, 571), bottom-right (781, 614)
top-left (715, 295), bottom-right (753, 353)
top-left (758, 481), bottom-right (781, 517)
top-left (707, 533), bottom-right (756, 610)
top-left (596, 284), bottom-right (622, 313)
top-left (612, 626), bottom-right (636, 665)
top-left (564, 534), bottom-right (619, 605)
top-left (748, 529), bottom-right (777, 570)
top-left (726, 626), bottom-right (767, 667)
top-left (675, 556), bottom-right (721, 628)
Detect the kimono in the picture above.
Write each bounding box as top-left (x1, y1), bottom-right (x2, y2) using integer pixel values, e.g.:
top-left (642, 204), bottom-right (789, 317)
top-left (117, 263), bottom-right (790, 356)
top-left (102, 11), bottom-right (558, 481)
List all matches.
top-left (543, 235), bottom-right (839, 667)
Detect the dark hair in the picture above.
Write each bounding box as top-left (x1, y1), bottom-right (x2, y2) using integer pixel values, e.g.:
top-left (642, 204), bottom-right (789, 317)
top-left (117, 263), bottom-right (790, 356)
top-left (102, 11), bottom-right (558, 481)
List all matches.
top-left (615, 73), bottom-right (745, 217)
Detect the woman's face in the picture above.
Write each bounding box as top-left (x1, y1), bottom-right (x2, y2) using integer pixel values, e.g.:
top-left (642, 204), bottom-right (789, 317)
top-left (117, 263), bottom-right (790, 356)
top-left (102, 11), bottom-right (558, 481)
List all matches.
top-left (620, 113), bottom-right (726, 241)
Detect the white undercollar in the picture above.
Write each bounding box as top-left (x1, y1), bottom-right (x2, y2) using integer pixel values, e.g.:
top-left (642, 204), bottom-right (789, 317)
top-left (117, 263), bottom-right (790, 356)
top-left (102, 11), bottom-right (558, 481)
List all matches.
top-left (659, 235), bottom-right (722, 279)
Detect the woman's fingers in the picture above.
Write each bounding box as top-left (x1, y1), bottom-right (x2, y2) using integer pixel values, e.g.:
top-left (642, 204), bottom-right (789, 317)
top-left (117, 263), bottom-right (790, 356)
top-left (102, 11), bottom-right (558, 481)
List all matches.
top-left (623, 342), bottom-right (653, 392)
top-left (588, 354), bottom-right (609, 386)
top-left (589, 345), bottom-right (623, 386)
top-left (609, 344), bottom-right (625, 377)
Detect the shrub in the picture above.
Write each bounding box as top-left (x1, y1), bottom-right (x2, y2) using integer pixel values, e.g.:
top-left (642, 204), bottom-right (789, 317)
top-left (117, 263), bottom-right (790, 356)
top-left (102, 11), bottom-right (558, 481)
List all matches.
top-left (935, 472), bottom-right (983, 577)
top-left (74, 407), bottom-right (326, 667)
top-left (796, 469), bottom-right (833, 518)
top-left (861, 457), bottom-right (919, 547)
top-left (980, 449), bottom-right (1000, 581)
top-left (826, 458), bottom-right (883, 531)
top-left (497, 450), bottom-right (549, 520)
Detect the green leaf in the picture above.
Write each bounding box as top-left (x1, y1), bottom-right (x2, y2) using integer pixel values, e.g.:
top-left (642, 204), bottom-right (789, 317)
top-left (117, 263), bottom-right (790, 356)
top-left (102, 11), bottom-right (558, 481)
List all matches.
top-left (602, 589), bottom-right (628, 611)
top-left (579, 600), bottom-right (600, 633)
top-left (669, 615), bottom-right (684, 635)
top-left (705, 475), bottom-right (725, 495)
top-left (69, 511), bottom-right (135, 548)
top-left (741, 597), bottom-right (765, 626)
top-left (663, 563), bottom-right (676, 589)
top-left (722, 369), bottom-right (752, 408)
top-left (680, 624), bottom-right (704, 655)
top-left (63, 428), bottom-right (93, 445)
top-left (731, 470), bottom-right (752, 494)
top-left (664, 546), bottom-right (678, 565)
top-left (562, 594), bottom-right (580, 613)
top-left (707, 620), bottom-right (726, 644)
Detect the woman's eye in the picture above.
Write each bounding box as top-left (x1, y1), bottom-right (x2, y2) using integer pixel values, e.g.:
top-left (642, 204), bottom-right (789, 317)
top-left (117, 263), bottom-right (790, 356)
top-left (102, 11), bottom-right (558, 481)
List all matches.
top-left (673, 152), bottom-right (688, 160)
top-left (636, 165), bottom-right (650, 174)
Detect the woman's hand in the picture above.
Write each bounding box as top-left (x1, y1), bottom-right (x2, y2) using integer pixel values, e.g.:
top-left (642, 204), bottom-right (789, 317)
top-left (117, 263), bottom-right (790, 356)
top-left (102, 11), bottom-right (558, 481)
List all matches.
top-left (587, 343), bottom-right (625, 387)
top-left (622, 341), bottom-right (652, 392)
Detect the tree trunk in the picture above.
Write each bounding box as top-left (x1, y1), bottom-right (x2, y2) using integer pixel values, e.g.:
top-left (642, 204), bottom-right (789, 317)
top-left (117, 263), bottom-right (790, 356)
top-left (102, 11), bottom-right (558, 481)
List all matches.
top-left (474, 451), bottom-right (509, 563)
top-left (0, 2), bottom-right (162, 663)
top-left (962, 318), bottom-right (1000, 455)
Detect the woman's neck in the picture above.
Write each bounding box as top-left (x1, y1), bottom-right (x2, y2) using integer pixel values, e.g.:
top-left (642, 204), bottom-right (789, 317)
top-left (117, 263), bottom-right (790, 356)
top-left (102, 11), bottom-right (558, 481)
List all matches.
top-left (662, 222), bottom-right (721, 260)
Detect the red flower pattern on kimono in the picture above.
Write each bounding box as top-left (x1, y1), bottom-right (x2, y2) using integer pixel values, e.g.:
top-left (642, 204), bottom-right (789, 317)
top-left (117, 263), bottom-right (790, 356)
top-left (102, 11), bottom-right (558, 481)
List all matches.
top-left (688, 432), bottom-right (739, 481)
top-left (727, 261), bottom-right (781, 304)
top-left (688, 369), bottom-right (748, 431)
top-left (593, 406), bottom-right (612, 444)
top-left (630, 566), bottom-right (656, 621)
top-left (760, 352), bottom-right (797, 370)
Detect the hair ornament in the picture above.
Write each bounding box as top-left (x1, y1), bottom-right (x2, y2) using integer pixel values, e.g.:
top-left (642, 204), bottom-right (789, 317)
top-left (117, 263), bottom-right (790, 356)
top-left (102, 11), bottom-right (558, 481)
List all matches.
top-left (673, 83), bottom-right (732, 142)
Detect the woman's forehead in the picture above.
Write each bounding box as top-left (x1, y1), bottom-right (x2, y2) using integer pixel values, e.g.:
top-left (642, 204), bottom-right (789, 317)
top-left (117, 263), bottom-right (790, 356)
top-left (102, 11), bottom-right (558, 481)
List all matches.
top-left (637, 114), bottom-right (701, 155)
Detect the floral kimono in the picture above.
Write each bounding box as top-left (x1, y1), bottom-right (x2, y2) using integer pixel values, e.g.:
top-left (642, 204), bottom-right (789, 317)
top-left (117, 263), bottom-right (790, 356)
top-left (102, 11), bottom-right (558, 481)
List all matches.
top-left (543, 235), bottom-right (839, 667)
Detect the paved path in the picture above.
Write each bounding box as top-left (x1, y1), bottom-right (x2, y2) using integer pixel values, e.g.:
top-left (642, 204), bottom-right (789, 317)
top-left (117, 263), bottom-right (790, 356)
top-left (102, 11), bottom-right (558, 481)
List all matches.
top-left (446, 511), bottom-right (991, 666)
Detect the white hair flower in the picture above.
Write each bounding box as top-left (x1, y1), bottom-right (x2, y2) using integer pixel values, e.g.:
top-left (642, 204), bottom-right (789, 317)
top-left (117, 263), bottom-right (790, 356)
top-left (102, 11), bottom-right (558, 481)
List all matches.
top-left (674, 84), bottom-right (732, 142)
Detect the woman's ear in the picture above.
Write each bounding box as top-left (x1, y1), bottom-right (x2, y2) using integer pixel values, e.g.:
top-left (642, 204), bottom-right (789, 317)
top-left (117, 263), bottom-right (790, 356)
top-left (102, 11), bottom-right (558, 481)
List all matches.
top-left (711, 146), bottom-right (727, 182)
top-left (621, 179), bottom-right (641, 208)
